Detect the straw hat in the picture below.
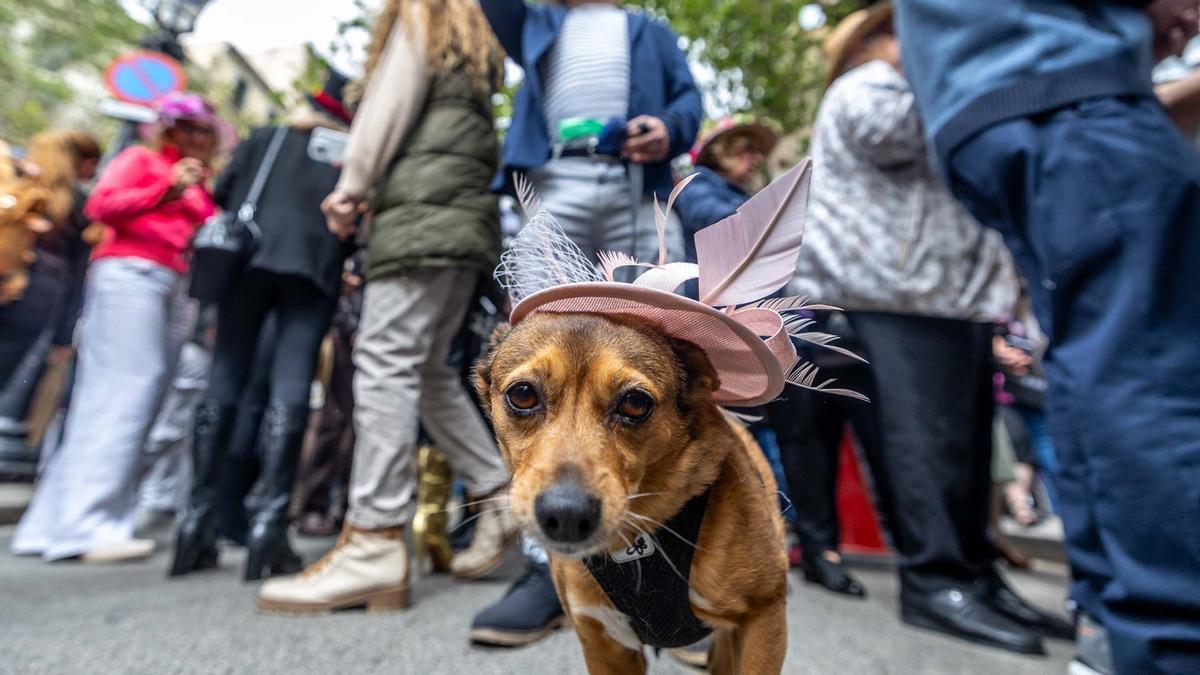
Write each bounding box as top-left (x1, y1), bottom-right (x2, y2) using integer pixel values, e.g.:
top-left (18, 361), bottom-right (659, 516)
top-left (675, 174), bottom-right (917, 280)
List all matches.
top-left (499, 162), bottom-right (866, 407)
top-left (823, 2), bottom-right (894, 87)
top-left (690, 115), bottom-right (780, 170)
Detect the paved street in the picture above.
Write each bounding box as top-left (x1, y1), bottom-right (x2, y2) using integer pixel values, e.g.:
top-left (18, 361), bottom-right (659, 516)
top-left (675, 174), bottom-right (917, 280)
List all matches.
top-left (0, 527), bottom-right (1073, 674)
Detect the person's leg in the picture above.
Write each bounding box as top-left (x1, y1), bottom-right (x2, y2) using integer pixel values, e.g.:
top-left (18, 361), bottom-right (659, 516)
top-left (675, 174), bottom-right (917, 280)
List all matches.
top-left (13, 258), bottom-right (179, 560)
top-left (171, 271), bottom-right (271, 575)
top-left (244, 275), bottom-right (334, 581)
top-left (414, 269), bottom-right (514, 579)
top-left (256, 270), bottom-right (465, 612)
top-left (214, 314), bottom-right (275, 544)
top-left (950, 97), bottom-right (1200, 673)
top-left (138, 341), bottom-right (211, 519)
top-left (848, 311), bottom-right (1042, 655)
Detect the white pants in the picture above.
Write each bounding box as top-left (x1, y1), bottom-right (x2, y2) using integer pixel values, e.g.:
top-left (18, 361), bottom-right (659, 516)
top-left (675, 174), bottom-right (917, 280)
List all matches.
top-left (13, 258), bottom-right (195, 559)
top-left (346, 268), bottom-right (508, 529)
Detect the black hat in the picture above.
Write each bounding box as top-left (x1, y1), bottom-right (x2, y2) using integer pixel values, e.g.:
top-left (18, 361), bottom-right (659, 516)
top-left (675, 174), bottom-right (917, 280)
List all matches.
top-left (308, 69), bottom-right (353, 125)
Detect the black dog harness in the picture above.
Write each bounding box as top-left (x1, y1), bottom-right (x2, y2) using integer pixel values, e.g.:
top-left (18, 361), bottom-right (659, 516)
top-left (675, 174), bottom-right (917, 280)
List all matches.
top-left (583, 488), bottom-right (713, 649)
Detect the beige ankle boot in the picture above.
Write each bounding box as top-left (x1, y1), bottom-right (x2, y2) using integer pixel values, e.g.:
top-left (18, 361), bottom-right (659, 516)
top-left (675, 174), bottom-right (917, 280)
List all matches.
top-left (256, 526), bottom-right (410, 614)
top-left (450, 497), bottom-right (518, 580)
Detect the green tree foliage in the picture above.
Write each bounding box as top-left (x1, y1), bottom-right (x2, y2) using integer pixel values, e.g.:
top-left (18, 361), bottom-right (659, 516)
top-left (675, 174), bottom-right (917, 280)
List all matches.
top-left (0, 0), bottom-right (146, 144)
top-left (642, 0), bottom-right (874, 134)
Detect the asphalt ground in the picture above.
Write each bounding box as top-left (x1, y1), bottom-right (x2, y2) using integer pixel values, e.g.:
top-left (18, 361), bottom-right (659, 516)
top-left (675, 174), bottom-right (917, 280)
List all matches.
top-left (0, 526), bottom-right (1074, 675)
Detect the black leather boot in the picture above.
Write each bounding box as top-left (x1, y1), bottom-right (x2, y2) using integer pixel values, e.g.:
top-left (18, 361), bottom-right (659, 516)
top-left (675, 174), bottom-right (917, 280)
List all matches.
top-left (243, 404), bottom-right (307, 582)
top-left (169, 400), bottom-right (237, 577)
top-left (983, 569), bottom-right (1075, 640)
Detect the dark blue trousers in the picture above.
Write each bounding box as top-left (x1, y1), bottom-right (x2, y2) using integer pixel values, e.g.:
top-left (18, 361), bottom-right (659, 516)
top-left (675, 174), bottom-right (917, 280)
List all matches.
top-left (948, 96), bottom-right (1200, 675)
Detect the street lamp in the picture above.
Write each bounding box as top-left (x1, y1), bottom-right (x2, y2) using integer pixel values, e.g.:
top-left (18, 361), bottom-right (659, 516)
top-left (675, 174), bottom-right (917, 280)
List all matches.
top-left (153, 0), bottom-right (210, 37)
top-left (142, 0), bottom-right (211, 61)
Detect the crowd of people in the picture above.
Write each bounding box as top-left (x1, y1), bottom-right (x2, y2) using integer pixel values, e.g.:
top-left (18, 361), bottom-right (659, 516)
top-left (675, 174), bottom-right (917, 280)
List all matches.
top-left (2, 1), bottom-right (1199, 674)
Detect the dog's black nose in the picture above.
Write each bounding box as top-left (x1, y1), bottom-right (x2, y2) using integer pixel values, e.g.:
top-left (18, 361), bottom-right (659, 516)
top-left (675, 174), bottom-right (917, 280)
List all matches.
top-left (534, 482), bottom-right (602, 544)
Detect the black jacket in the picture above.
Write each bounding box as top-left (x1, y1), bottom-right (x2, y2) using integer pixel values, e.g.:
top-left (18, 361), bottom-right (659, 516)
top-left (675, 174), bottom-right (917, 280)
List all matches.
top-left (215, 125), bottom-right (347, 297)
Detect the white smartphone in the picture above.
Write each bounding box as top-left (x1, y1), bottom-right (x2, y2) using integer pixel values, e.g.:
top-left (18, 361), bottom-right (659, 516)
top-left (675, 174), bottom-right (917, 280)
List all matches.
top-left (308, 127), bottom-right (348, 166)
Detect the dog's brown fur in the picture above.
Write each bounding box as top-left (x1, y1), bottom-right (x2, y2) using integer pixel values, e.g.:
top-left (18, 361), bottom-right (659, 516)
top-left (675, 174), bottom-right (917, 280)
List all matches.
top-left (475, 312), bottom-right (787, 674)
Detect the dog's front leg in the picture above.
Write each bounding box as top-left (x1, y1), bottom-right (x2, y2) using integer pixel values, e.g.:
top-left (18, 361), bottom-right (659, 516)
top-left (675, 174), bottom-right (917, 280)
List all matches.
top-left (731, 599), bottom-right (788, 674)
top-left (573, 616), bottom-right (647, 675)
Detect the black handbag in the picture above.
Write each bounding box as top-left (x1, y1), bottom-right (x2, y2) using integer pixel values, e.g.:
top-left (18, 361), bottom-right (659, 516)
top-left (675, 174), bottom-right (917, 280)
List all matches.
top-left (189, 127), bottom-right (287, 302)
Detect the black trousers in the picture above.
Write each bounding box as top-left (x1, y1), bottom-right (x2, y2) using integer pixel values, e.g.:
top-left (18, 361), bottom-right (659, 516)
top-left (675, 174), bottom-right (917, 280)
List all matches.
top-left (0, 258), bottom-right (66, 390)
top-left (847, 311), bottom-right (996, 593)
top-left (768, 353), bottom-right (890, 560)
top-left (207, 270), bottom-right (333, 409)
top-left (295, 326), bottom-right (355, 517)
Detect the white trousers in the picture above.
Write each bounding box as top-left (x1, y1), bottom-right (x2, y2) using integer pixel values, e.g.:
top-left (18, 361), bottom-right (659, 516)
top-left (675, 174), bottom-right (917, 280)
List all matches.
top-left (13, 258), bottom-right (195, 559)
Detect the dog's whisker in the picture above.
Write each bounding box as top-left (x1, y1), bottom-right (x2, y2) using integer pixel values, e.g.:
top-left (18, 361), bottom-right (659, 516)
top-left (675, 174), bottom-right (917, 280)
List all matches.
top-left (629, 522), bottom-right (691, 590)
top-left (626, 492), bottom-right (667, 501)
top-left (628, 512), bottom-right (702, 551)
top-left (616, 528), bottom-right (644, 594)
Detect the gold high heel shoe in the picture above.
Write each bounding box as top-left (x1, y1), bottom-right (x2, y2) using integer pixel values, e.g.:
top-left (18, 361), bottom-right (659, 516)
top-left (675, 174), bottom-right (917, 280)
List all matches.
top-left (412, 444), bottom-right (454, 573)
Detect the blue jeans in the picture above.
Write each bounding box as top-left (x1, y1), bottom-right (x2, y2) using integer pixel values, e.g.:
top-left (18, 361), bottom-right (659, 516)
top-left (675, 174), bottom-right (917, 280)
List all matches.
top-left (1017, 407), bottom-right (1059, 508)
top-left (948, 96), bottom-right (1200, 674)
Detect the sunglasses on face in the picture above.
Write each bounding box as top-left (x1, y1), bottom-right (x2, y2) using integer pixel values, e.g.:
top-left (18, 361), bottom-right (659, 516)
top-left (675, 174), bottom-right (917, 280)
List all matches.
top-left (174, 121), bottom-right (216, 138)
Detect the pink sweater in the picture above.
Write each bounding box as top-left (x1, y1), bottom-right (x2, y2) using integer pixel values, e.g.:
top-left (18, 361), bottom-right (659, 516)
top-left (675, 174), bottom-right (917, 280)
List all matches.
top-left (86, 145), bottom-right (215, 274)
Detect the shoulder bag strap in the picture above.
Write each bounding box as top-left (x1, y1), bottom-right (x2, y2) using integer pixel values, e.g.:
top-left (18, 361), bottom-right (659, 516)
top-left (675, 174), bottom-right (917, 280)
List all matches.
top-left (236, 127), bottom-right (289, 224)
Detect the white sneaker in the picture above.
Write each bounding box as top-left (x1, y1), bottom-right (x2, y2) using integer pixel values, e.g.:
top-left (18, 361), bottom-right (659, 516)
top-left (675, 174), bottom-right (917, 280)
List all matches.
top-left (81, 539), bottom-right (156, 564)
top-left (450, 500), bottom-right (518, 580)
top-left (257, 526), bottom-right (410, 614)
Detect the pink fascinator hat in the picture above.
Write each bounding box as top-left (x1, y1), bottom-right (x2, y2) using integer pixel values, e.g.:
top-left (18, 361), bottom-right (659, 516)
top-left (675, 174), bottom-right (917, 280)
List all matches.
top-left (140, 92), bottom-right (239, 153)
top-left (497, 160), bottom-right (866, 407)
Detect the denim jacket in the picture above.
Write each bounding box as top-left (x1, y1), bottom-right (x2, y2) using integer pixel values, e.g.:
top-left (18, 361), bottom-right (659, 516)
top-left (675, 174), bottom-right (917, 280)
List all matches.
top-left (894, 0), bottom-right (1155, 170)
top-left (480, 0), bottom-right (703, 198)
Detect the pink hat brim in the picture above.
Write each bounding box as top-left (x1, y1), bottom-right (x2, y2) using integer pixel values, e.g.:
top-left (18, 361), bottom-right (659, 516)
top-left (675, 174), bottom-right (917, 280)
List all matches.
top-left (510, 283), bottom-right (787, 407)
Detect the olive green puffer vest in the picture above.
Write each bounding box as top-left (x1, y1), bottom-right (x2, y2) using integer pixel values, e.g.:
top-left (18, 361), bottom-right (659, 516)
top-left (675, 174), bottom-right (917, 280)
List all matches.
top-left (367, 70), bottom-right (500, 281)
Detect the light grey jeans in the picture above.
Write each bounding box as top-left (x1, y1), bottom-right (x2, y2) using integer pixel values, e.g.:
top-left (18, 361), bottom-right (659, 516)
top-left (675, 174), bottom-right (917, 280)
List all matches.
top-left (346, 268), bottom-right (508, 530)
top-left (138, 340), bottom-right (212, 514)
top-left (13, 257), bottom-right (195, 559)
top-left (529, 158), bottom-right (685, 270)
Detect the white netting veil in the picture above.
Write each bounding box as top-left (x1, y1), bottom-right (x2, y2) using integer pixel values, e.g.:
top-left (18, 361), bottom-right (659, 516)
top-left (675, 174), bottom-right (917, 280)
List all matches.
top-left (495, 174), bottom-right (602, 304)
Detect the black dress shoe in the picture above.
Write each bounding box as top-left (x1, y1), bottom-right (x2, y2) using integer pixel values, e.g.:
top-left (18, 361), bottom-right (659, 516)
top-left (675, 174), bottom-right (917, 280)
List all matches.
top-left (801, 554), bottom-right (867, 598)
top-left (469, 561), bottom-right (566, 647)
top-left (901, 587), bottom-right (1046, 655)
top-left (984, 573), bottom-right (1075, 640)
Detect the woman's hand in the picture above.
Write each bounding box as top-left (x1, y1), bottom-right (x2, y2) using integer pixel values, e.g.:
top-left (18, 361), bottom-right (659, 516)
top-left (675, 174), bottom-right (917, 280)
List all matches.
top-left (171, 158), bottom-right (206, 190)
top-left (322, 188), bottom-right (364, 241)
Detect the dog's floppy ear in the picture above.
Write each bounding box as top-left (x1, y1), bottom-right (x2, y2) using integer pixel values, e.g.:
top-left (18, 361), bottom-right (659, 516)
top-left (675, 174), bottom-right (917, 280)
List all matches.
top-left (670, 337), bottom-right (720, 405)
top-left (472, 322), bottom-right (512, 419)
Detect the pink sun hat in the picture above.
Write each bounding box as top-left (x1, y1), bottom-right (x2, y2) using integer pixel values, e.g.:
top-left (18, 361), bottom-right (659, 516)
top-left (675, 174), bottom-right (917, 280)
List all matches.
top-left (499, 162), bottom-right (867, 407)
top-left (139, 92), bottom-right (239, 153)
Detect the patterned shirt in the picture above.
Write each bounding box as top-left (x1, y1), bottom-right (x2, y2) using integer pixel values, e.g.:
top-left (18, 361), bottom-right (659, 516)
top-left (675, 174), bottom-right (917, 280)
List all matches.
top-left (541, 3), bottom-right (630, 139)
top-left (789, 61), bottom-right (1018, 322)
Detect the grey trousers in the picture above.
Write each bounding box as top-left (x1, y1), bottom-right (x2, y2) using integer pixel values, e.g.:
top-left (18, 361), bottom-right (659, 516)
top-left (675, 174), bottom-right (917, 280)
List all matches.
top-left (138, 341), bottom-right (212, 514)
top-left (529, 158), bottom-right (685, 269)
top-left (13, 257), bottom-right (195, 559)
top-left (346, 268), bottom-right (508, 529)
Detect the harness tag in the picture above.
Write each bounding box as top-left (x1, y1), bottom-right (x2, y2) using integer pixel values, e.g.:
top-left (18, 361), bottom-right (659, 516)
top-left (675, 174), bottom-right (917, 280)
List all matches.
top-left (610, 534), bottom-right (656, 564)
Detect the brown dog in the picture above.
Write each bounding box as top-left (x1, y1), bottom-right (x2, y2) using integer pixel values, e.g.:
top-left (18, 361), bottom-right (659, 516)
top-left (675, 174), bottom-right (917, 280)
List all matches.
top-left (475, 311), bottom-right (788, 674)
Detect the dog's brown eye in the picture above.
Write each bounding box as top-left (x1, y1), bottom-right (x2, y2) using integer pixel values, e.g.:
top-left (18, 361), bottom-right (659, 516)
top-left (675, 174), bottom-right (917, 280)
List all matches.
top-left (616, 390), bottom-right (654, 422)
top-left (505, 382), bottom-right (541, 413)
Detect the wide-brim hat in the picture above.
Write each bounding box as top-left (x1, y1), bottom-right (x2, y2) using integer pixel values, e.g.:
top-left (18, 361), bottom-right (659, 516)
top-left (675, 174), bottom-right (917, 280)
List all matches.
top-left (307, 69), bottom-right (353, 126)
top-left (498, 162), bottom-right (867, 408)
top-left (823, 2), bottom-right (894, 87)
top-left (691, 115), bottom-right (780, 170)
top-left (138, 91), bottom-right (239, 153)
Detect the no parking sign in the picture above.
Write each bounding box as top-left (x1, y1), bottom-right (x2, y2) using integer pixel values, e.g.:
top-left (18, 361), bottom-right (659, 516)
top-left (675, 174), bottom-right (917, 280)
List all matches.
top-left (103, 51), bottom-right (187, 106)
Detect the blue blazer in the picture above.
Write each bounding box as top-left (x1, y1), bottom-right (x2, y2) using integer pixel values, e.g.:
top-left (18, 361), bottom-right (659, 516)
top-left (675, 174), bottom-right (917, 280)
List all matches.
top-left (480, 0), bottom-right (703, 198)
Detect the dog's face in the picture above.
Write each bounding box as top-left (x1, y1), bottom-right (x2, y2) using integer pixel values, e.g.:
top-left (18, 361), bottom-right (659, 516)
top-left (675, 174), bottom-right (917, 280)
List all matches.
top-left (475, 313), bottom-right (719, 557)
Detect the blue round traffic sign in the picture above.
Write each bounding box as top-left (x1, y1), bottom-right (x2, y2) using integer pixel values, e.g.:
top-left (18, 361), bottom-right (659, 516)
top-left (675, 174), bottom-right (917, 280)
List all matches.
top-left (104, 51), bottom-right (187, 105)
